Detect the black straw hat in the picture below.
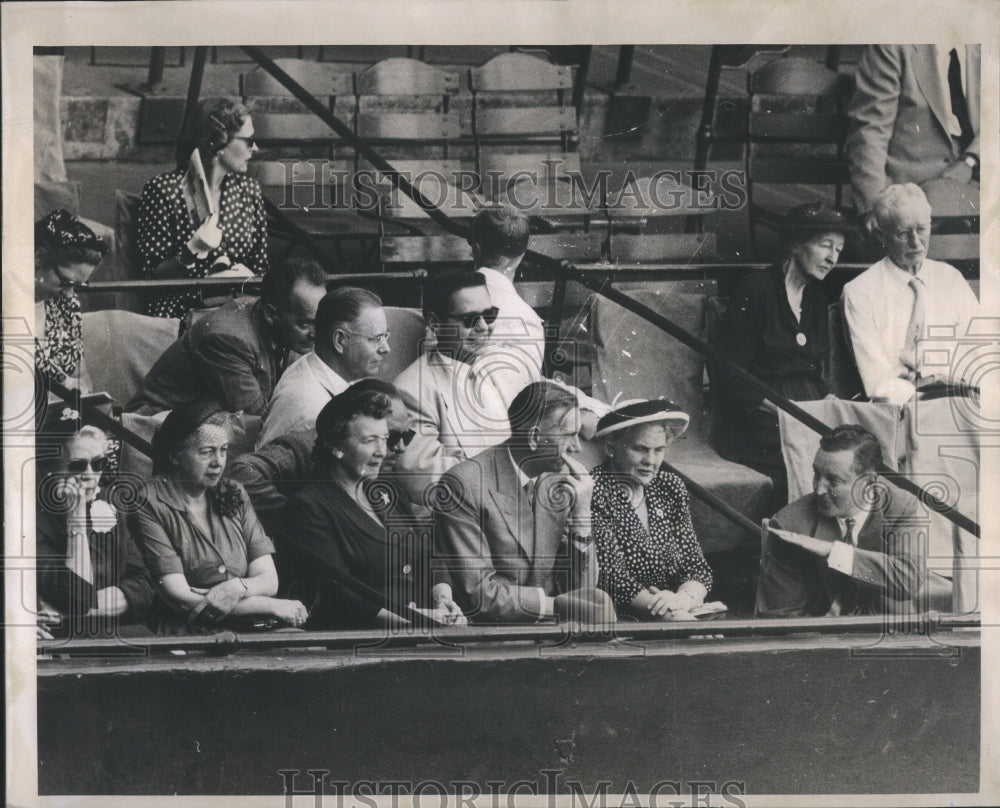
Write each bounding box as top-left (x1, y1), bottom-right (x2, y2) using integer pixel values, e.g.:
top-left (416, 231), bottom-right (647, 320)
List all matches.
top-left (782, 201), bottom-right (859, 238)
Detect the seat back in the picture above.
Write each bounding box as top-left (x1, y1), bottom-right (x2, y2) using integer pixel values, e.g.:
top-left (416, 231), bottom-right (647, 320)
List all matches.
top-left (377, 307), bottom-right (428, 382)
top-left (80, 310), bottom-right (180, 407)
top-left (745, 57), bottom-right (854, 254)
top-left (778, 399), bottom-right (905, 504)
top-left (826, 300), bottom-right (865, 400)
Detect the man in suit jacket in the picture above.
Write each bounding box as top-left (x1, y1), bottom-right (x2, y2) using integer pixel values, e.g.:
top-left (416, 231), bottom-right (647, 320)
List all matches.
top-left (394, 272), bottom-right (510, 509)
top-left (846, 44), bottom-right (980, 215)
top-left (756, 424), bottom-right (929, 617)
top-left (129, 258), bottom-right (327, 415)
top-left (433, 380), bottom-right (615, 624)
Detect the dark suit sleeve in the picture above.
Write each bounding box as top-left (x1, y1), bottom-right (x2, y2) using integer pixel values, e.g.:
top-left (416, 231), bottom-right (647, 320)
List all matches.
top-left (281, 494), bottom-right (380, 627)
top-left (845, 45), bottom-right (902, 214)
top-left (228, 433), bottom-right (313, 528)
top-left (191, 329), bottom-right (268, 415)
top-left (754, 513), bottom-right (811, 617)
top-left (846, 495), bottom-right (923, 601)
top-left (433, 471), bottom-right (544, 622)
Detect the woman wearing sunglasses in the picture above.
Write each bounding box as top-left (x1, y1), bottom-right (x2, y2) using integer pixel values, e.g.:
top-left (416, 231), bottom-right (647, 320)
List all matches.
top-left (129, 401), bottom-right (307, 634)
top-left (282, 384), bottom-right (466, 629)
top-left (36, 425), bottom-right (154, 638)
top-left (137, 97), bottom-right (268, 320)
top-left (34, 209), bottom-right (108, 392)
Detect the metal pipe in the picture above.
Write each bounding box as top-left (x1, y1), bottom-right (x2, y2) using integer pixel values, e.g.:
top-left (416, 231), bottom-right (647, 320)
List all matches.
top-left (661, 461), bottom-right (761, 538)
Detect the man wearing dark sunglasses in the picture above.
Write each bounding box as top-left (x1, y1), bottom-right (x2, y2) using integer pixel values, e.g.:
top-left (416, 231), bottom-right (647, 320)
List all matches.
top-left (393, 272), bottom-right (511, 511)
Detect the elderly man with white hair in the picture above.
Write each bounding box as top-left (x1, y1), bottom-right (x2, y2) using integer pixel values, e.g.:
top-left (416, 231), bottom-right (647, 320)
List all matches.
top-left (841, 182), bottom-right (980, 612)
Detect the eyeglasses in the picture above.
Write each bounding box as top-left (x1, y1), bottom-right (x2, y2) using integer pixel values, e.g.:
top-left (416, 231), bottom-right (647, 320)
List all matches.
top-left (233, 135), bottom-right (257, 149)
top-left (444, 306), bottom-right (499, 329)
top-left (388, 428), bottom-right (415, 450)
top-left (66, 456), bottom-right (108, 474)
top-left (340, 329), bottom-right (391, 345)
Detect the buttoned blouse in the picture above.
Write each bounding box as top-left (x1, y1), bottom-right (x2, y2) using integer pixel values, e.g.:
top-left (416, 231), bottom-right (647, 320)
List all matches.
top-left (137, 169), bottom-right (269, 320)
top-left (591, 463), bottom-right (713, 610)
top-left (129, 478), bottom-right (274, 587)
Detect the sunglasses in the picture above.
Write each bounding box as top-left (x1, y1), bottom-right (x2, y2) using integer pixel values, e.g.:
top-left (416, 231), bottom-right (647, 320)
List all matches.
top-left (445, 306), bottom-right (499, 329)
top-left (234, 135), bottom-right (257, 149)
top-left (388, 428), bottom-right (416, 450)
top-left (66, 456), bottom-right (108, 474)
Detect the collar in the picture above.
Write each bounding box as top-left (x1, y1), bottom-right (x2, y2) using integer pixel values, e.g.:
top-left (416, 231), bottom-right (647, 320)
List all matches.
top-left (884, 255), bottom-right (925, 282)
top-left (835, 507), bottom-right (871, 539)
top-left (150, 477), bottom-right (203, 514)
top-left (306, 351), bottom-right (351, 395)
top-left (507, 445), bottom-right (533, 489)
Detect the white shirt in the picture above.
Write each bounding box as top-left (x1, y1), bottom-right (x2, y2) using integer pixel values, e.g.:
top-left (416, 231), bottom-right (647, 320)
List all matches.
top-left (258, 351), bottom-right (350, 446)
top-left (841, 256), bottom-right (980, 406)
top-left (827, 508), bottom-right (873, 576)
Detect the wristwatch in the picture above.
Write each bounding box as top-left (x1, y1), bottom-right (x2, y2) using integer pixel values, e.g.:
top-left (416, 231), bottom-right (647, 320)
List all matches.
top-left (963, 153), bottom-right (980, 182)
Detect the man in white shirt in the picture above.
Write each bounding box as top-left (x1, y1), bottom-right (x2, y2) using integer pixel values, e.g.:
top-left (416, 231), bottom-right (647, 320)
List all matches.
top-left (842, 183), bottom-right (980, 406)
top-left (756, 425), bottom-right (932, 617)
top-left (259, 287), bottom-right (389, 445)
top-left (841, 183), bottom-right (980, 612)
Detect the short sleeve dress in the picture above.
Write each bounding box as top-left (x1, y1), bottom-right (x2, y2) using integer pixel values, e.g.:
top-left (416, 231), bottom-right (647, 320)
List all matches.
top-left (591, 463), bottom-right (714, 612)
top-left (137, 169), bottom-right (269, 320)
top-left (128, 477), bottom-right (275, 634)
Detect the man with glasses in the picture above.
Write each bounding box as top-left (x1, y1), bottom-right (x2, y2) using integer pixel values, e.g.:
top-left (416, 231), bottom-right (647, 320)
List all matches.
top-left (258, 286), bottom-right (390, 446)
top-left (229, 380), bottom-right (416, 539)
top-left (393, 272), bottom-right (510, 510)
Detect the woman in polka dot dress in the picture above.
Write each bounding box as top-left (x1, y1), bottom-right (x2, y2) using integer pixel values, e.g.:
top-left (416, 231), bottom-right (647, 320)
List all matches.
top-left (137, 98), bottom-right (268, 320)
top-left (591, 399), bottom-right (713, 620)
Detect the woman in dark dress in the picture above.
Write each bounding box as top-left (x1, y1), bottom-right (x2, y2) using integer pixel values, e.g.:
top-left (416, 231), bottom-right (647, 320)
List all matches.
top-left (36, 425), bottom-right (154, 638)
top-left (137, 97), bottom-right (268, 320)
top-left (714, 202), bottom-right (856, 502)
top-left (591, 400), bottom-right (714, 620)
top-left (282, 383), bottom-right (466, 629)
top-left (129, 402), bottom-right (307, 634)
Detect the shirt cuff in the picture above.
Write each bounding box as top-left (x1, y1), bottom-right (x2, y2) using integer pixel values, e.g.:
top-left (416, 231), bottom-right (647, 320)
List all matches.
top-left (827, 541), bottom-right (856, 576)
top-left (538, 589), bottom-right (554, 618)
top-left (871, 378), bottom-right (916, 406)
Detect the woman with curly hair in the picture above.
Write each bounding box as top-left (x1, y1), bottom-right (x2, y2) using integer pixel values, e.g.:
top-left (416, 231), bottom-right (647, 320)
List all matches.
top-left (129, 401), bottom-right (306, 634)
top-left (137, 97), bottom-right (268, 319)
top-left (282, 381), bottom-right (465, 629)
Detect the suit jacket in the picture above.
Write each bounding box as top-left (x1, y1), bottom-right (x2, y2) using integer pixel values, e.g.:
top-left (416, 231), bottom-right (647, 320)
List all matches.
top-left (846, 45), bottom-right (981, 213)
top-left (130, 297), bottom-right (286, 415)
top-left (434, 442), bottom-right (598, 623)
top-left (755, 488), bottom-right (924, 617)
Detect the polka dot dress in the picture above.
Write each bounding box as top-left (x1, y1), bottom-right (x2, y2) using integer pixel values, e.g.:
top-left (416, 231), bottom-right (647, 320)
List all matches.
top-left (137, 169), bottom-right (269, 319)
top-left (591, 462), bottom-right (714, 609)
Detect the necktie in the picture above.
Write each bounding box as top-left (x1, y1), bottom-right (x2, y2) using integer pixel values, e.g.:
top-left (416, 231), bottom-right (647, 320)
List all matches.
top-left (900, 277), bottom-right (926, 375)
top-left (844, 517), bottom-right (857, 547)
top-left (948, 48), bottom-right (974, 151)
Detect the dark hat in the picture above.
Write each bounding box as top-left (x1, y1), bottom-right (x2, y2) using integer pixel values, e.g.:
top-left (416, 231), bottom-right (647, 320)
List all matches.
top-left (35, 209), bottom-right (108, 255)
top-left (783, 202), bottom-right (858, 238)
top-left (595, 398), bottom-right (689, 440)
top-left (151, 401), bottom-right (227, 475)
top-left (315, 382), bottom-right (394, 442)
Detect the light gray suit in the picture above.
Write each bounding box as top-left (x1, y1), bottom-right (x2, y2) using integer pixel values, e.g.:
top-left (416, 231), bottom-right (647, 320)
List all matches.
top-left (433, 442), bottom-right (598, 623)
top-left (846, 44), bottom-right (981, 213)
